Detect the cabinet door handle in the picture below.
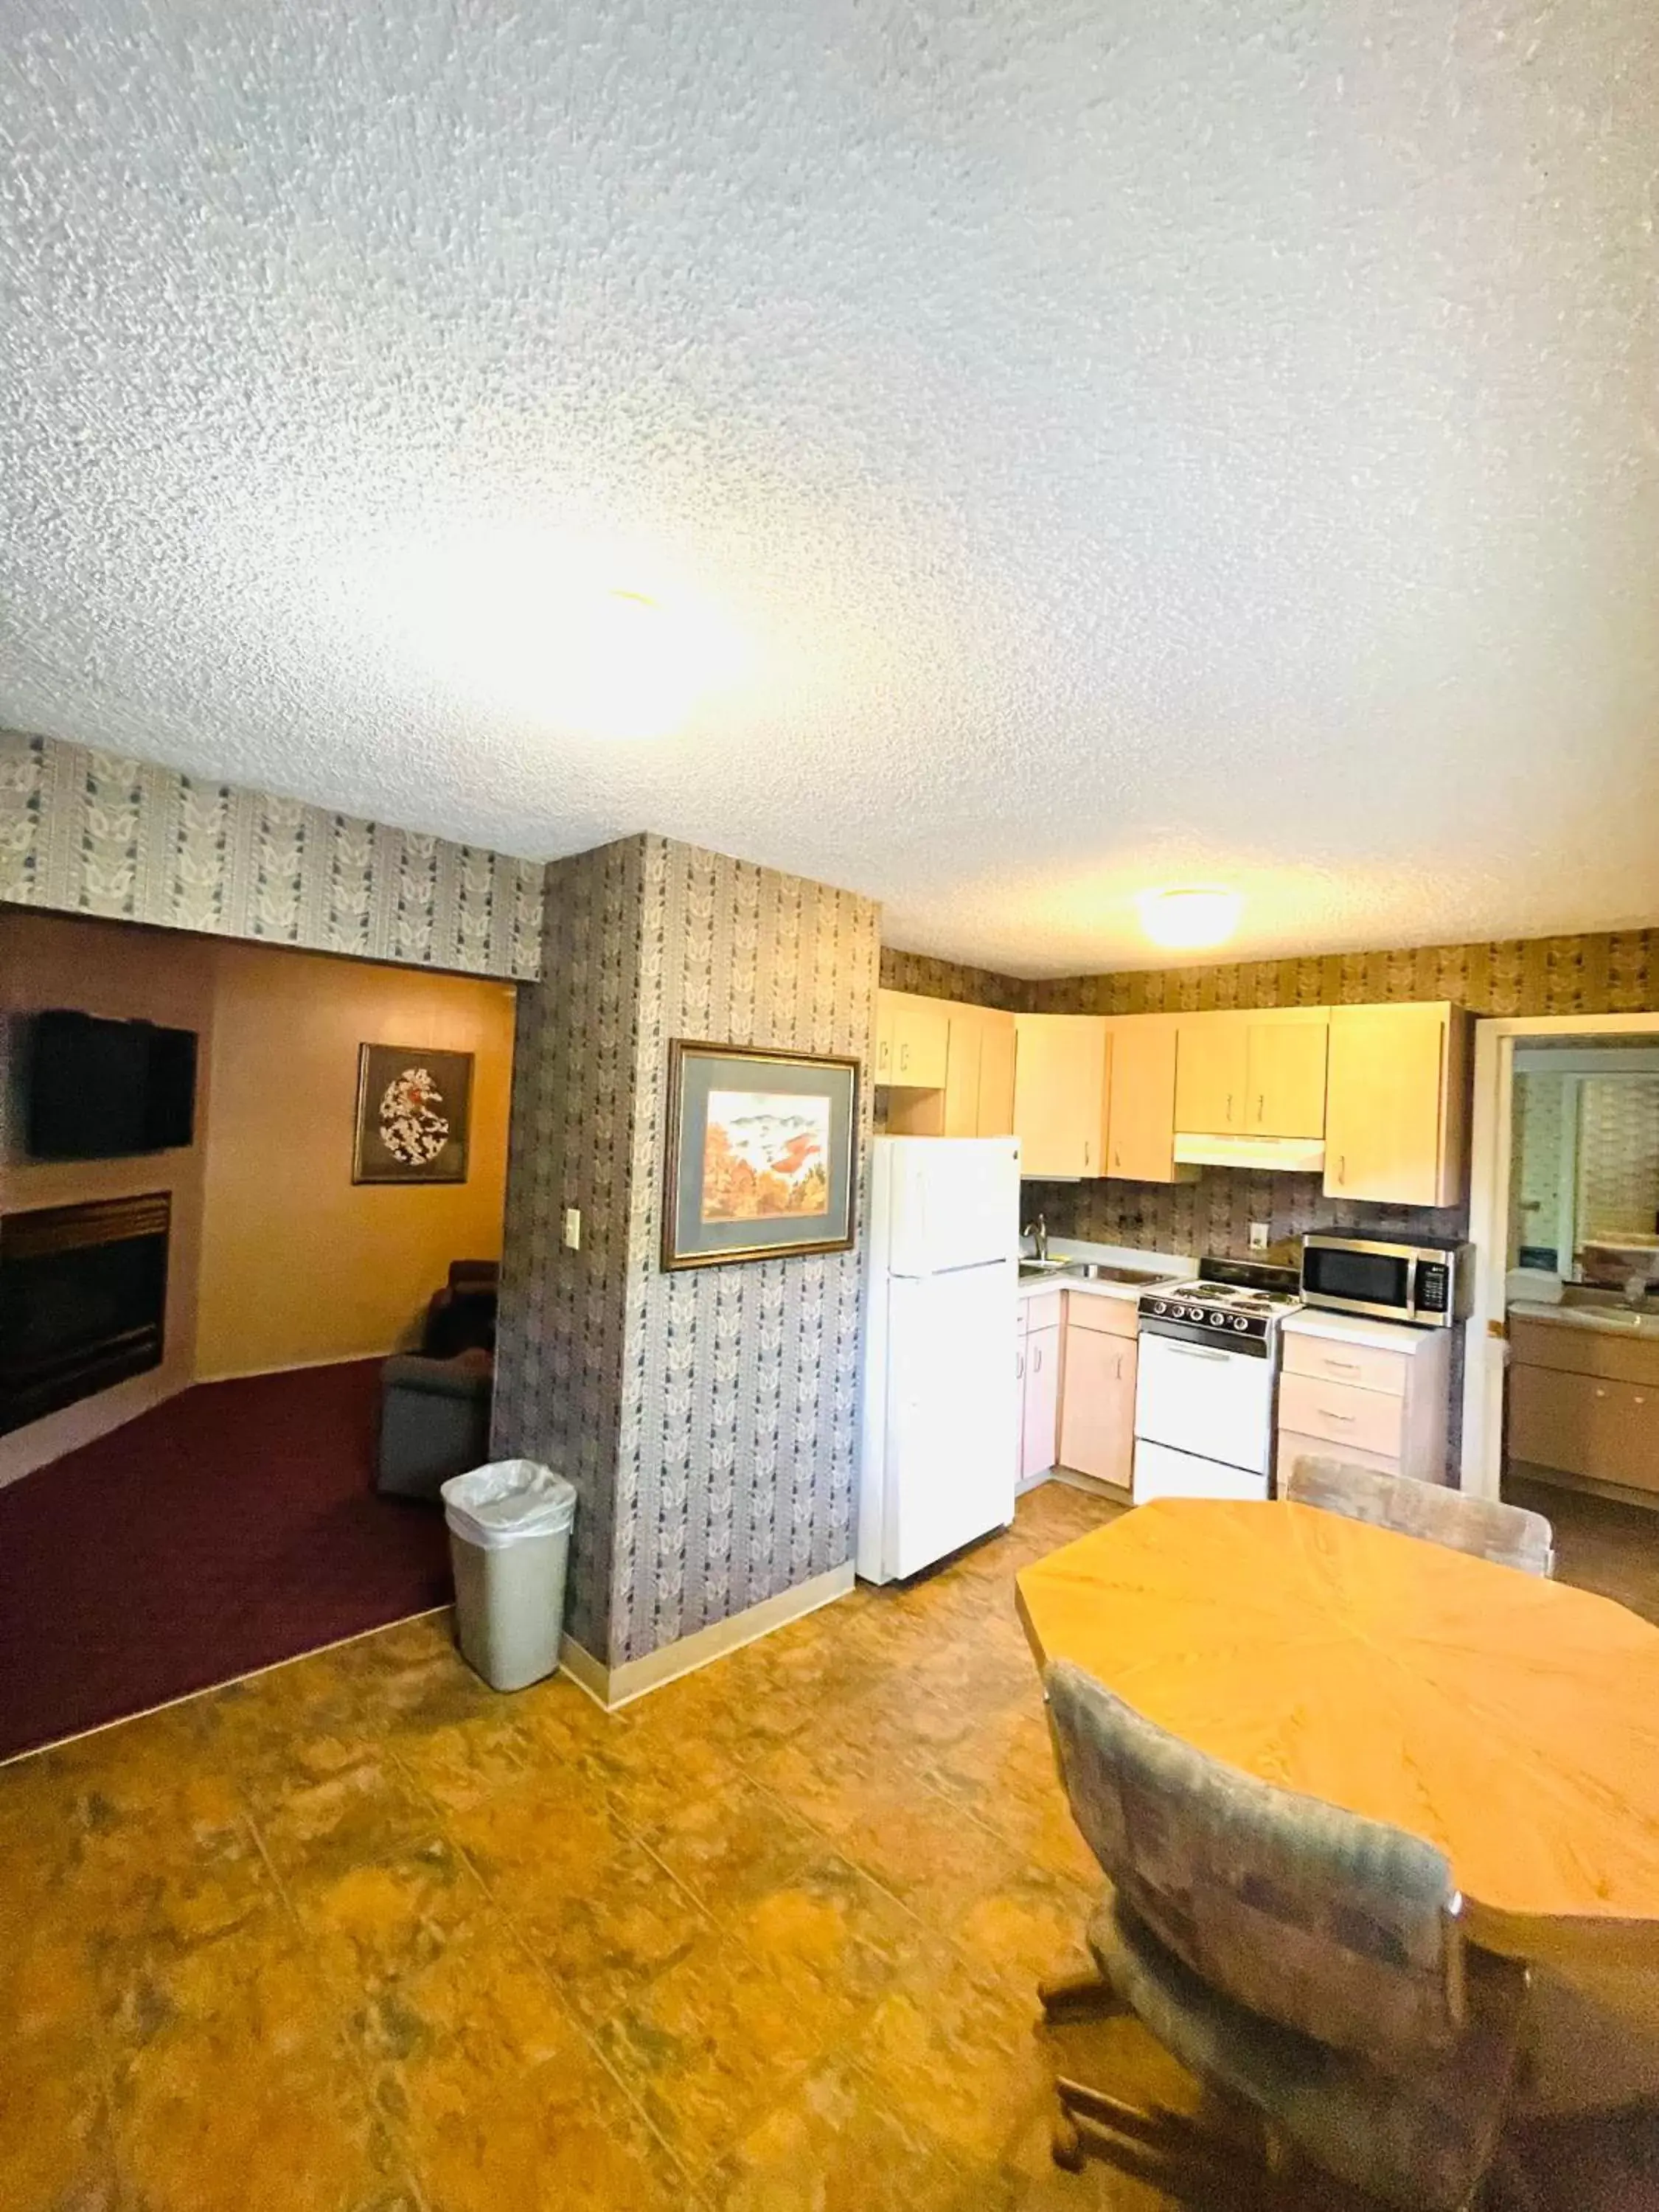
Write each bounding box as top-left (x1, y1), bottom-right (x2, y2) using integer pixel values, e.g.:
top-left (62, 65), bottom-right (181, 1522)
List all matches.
top-left (1336, 1155), bottom-right (1346, 1186)
top-left (1323, 1358), bottom-right (1362, 1374)
top-left (900, 1042), bottom-right (909, 1073)
top-left (1114, 1354), bottom-right (1123, 1382)
top-left (1082, 1139), bottom-right (1091, 1169)
top-left (1319, 1408), bottom-right (1356, 1423)
top-left (1016, 1352), bottom-right (1025, 1380)
top-left (1032, 1345), bottom-right (1043, 1372)
top-left (1596, 1387), bottom-right (1607, 1399)
top-left (1226, 1092), bottom-right (1234, 1126)
top-left (1256, 1093), bottom-right (1265, 1122)
top-left (1113, 1148), bottom-right (1121, 1169)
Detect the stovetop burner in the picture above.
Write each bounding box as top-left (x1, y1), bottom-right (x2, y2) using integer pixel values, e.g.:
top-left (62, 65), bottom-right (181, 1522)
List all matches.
top-left (1138, 1257), bottom-right (1303, 1354)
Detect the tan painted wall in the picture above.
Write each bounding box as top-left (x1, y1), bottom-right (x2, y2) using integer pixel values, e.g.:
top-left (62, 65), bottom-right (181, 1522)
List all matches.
top-left (195, 942), bottom-right (515, 1380)
top-left (0, 911), bottom-right (216, 1486)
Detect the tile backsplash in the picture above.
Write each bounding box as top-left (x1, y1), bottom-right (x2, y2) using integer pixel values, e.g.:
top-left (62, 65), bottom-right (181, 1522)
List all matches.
top-left (1020, 1169), bottom-right (1464, 1270)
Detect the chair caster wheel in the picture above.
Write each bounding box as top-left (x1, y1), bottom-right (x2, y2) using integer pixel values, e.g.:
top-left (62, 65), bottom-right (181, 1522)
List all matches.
top-left (1053, 2115), bottom-right (1085, 2173)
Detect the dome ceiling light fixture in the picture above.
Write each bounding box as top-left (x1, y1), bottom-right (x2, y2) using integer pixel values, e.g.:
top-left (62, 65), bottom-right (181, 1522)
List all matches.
top-left (1136, 886), bottom-right (1244, 951)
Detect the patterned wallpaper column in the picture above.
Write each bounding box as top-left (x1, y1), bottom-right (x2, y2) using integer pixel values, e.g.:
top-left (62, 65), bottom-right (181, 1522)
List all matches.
top-left (495, 833), bottom-right (880, 1672)
top-left (615, 838), bottom-right (879, 1668)
top-left (491, 838), bottom-right (647, 1656)
top-left (0, 731), bottom-right (543, 981)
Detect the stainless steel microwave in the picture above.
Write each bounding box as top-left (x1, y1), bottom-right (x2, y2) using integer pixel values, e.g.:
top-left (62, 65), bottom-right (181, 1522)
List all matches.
top-left (1300, 1232), bottom-right (1472, 1328)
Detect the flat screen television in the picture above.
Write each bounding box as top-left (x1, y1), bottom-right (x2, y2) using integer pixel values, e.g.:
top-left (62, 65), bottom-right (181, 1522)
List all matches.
top-left (25, 1011), bottom-right (198, 1159)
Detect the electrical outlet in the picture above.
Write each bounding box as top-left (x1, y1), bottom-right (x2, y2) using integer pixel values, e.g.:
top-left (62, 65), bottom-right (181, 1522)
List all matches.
top-left (1248, 1220), bottom-right (1270, 1252)
top-left (563, 1207), bottom-right (582, 1251)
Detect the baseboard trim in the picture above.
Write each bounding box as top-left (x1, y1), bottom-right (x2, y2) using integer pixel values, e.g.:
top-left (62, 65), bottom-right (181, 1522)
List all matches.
top-left (1051, 1466), bottom-right (1133, 1506)
top-left (557, 1562), bottom-right (856, 1712)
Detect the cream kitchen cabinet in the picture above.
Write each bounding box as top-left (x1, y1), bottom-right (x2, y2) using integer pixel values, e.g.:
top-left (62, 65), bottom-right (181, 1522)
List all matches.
top-left (1015, 1289), bottom-right (1064, 1486)
top-left (1276, 1312), bottom-right (1452, 1490)
top-left (1103, 1019), bottom-right (1195, 1184)
top-left (1322, 1003), bottom-right (1470, 1207)
top-left (1174, 1020), bottom-right (1246, 1134)
top-left (1507, 1318), bottom-right (1659, 1499)
top-left (942, 1002), bottom-right (1015, 1137)
top-left (1246, 1019), bottom-right (1329, 1138)
top-left (1013, 1014), bottom-right (1107, 1178)
top-left (1057, 1294), bottom-right (1138, 1490)
top-left (1174, 1012), bottom-right (1329, 1139)
top-left (877, 989), bottom-right (951, 1090)
top-left (886, 1000), bottom-right (1016, 1138)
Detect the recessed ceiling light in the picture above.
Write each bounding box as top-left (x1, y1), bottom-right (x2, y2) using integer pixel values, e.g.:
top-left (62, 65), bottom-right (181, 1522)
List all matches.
top-left (1137, 886), bottom-right (1243, 950)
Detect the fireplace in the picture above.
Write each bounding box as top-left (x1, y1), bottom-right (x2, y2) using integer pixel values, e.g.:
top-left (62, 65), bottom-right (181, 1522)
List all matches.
top-left (0, 1194), bottom-right (170, 1436)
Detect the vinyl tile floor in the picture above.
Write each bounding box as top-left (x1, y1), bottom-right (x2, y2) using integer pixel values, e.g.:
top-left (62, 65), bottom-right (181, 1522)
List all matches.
top-left (3, 1478), bottom-right (1657, 2212)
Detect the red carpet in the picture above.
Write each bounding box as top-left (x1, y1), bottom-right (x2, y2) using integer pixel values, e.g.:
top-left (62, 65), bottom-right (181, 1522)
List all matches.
top-left (0, 1361), bottom-right (452, 1764)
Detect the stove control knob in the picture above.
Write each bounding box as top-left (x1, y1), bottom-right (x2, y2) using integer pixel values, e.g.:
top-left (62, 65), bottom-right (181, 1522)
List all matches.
top-left (1233, 1315), bottom-right (1249, 1332)
top-left (1150, 1299), bottom-right (1166, 1316)
top-left (1208, 1311), bottom-right (1225, 1328)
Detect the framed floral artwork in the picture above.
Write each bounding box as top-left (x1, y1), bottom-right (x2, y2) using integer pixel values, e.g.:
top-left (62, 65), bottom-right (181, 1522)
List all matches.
top-left (352, 1044), bottom-right (473, 1185)
top-left (661, 1040), bottom-right (859, 1270)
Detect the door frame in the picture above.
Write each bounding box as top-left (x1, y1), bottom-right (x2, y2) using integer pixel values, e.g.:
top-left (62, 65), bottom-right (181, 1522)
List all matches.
top-left (1461, 1009), bottom-right (1659, 1500)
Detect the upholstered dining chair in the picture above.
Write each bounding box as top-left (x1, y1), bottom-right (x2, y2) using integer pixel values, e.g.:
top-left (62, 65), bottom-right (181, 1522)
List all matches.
top-left (1284, 1455), bottom-right (1555, 1578)
top-left (1040, 1659), bottom-right (1531, 2211)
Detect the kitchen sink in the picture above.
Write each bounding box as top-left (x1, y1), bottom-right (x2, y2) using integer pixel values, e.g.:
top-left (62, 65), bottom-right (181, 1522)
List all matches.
top-left (1018, 1258), bottom-right (1073, 1279)
top-left (1069, 1262), bottom-right (1177, 1286)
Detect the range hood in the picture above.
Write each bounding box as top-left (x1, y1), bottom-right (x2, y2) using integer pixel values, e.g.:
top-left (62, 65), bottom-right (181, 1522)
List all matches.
top-left (1172, 1132), bottom-right (1326, 1173)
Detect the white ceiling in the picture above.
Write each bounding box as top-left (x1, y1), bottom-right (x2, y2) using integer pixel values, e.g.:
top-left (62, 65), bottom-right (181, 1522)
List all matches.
top-left (2, 1), bottom-right (1655, 977)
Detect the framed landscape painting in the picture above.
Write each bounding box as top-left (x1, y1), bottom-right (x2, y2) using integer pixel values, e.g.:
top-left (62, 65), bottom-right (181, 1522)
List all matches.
top-left (662, 1040), bottom-right (860, 1270)
top-left (352, 1044), bottom-right (473, 1185)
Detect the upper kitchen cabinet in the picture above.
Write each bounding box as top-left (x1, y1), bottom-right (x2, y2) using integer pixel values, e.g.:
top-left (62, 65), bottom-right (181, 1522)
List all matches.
top-left (1174, 1018), bottom-right (1246, 1133)
top-left (1174, 1011), bottom-right (1329, 1138)
top-left (1323, 1002), bottom-right (1471, 1206)
top-left (1102, 1018), bottom-right (1196, 1183)
top-left (1013, 1013), bottom-right (1107, 1178)
top-left (876, 989), bottom-right (950, 1089)
top-left (1245, 1017), bottom-right (1329, 1138)
top-left (884, 998), bottom-right (1016, 1138)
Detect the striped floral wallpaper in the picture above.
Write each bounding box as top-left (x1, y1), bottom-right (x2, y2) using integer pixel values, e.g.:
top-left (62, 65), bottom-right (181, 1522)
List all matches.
top-left (492, 838), bottom-right (647, 1655)
top-left (0, 731), bottom-right (543, 981)
top-left (495, 834), bottom-right (879, 1671)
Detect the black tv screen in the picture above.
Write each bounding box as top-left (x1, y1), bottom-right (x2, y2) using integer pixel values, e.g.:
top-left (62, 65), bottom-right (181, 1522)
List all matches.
top-left (26, 1012), bottom-right (198, 1159)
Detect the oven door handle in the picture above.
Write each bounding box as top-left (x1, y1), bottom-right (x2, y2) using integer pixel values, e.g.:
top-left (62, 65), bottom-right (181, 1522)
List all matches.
top-left (1158, 1342), bottom-right (1231, 1363)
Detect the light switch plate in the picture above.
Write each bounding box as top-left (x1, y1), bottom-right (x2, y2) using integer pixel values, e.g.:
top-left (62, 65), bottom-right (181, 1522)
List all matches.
top-left (563, 1207), bottom-right (581, 1251)
top-left (1248, 1220), bottom-right (1270, 1252)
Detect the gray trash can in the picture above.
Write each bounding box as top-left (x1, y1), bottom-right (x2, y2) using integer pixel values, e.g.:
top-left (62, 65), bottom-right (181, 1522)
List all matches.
top-left (440, 1460), bottom-right (577, 1691)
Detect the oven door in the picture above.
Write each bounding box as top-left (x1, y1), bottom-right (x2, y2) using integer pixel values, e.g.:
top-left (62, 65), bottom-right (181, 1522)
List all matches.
top-left (1133, 1333), bottom-right (1274, 1475)
top-left (1301, 1239), bottom-right (1415, 1321)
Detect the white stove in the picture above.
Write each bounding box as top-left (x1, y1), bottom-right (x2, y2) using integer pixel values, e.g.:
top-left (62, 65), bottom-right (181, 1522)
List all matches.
top-left (1133, 1261), bottom-right (1303, 1503)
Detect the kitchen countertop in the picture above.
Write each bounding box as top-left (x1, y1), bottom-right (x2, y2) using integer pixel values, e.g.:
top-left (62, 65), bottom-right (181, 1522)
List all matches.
top-left (1282, 1307), bottom-right (1443, 1354)
top-left (1509, 1298), bottom-right (1659, 1340)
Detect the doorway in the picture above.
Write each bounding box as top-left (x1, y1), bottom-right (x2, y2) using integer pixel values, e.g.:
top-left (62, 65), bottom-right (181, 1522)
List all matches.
top-left (1463, 1014), bottom-right (1659, 1529)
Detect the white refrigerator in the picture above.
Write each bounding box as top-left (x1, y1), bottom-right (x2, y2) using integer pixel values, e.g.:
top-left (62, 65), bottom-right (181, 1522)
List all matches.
top-left (857, 1135), bottom-right (1021, 1584)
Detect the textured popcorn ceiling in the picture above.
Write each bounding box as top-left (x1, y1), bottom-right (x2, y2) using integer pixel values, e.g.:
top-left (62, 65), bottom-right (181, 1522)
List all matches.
top-left (1, 1), bottom-right (1656, 976)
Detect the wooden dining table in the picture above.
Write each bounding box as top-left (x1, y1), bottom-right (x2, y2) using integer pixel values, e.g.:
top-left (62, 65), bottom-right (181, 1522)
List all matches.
top-left (1015, 1498), bottom-right (1659, 2032)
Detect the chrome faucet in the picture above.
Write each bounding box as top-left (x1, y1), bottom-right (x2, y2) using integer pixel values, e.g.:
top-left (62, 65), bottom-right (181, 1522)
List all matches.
top-left (1023, 1213), bottom-right (1048, 1264)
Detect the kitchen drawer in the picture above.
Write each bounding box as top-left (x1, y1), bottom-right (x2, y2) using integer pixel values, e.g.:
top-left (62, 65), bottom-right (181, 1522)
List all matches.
top-left (1064, 1291), bottom-right (1138, 1340)
top-left (1020, 1290), bottom-right (1064, 1336)
top-left (1278, 1371), bottom-right (1405, 1460)
top-left (1506, 1318), bottom-right (1659, 1390)
top-left (1276, 1428), bottom-right (1402, 1484)
top-left (1509, 1363), bottom-right (1659, 1494)
top-left (1282, 1332), bottom-right (1408, 1399)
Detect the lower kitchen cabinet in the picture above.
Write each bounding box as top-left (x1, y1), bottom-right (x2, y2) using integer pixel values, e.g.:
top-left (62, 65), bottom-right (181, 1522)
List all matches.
top-left (1057, 1319), bottom-right (1138, 1488)
top-left (1020, 1322), bottom-right (1061, 1483)
top-left (1507, 1318), bottom-right (1659, 1497)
